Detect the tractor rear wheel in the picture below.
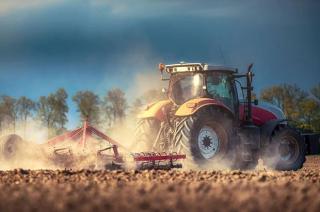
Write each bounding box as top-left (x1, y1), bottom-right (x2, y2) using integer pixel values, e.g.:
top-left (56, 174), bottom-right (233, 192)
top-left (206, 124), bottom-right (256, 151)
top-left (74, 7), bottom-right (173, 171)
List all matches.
top-left (134, 118), bottom-right (160, 152)
top-left (174, 107), bottom-right (254, 169)
top-left (264, 127), bottom-right (306, 170)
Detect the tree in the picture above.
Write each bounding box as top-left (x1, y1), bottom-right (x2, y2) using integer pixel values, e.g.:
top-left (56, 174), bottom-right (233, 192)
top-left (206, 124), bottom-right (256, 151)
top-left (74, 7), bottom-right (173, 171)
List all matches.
top-left (103, 88), bottom-right (127, 126)
top-left (73, 91), bottom-right (100, 125)
top-left (311, 83), bottom-right (320, 101)
top-left (37, 89), bottom-right (69, 137)
top-left (260, 84), bottom-right (307, 120)
top-left (306, 84), bottom-right (320, 132)
top-left (260, 83), bottom-right (320, 132)
top-left (299, 99), bottom-right (320, 131)
top-left (37, 96), bottom-right (55, 136)
top-left (17, 97), bottom-right (35, 121)
top-left (52, 88), bottom-right (68, 130)
top-left (16, 96), bottom-right (36, 137)
top-left (103, 105), bottom-right (114, 128)
top-left (0, 95), bottom-right (18, 133)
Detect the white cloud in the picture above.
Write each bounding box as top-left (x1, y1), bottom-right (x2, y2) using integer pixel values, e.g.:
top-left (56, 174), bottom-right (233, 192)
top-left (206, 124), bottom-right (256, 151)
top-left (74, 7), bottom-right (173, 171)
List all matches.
top-left (90, 0), bottom-right (129, 14)
top-left (89, 0), bottom-right (241, 19)
top-left (0, 0), bottom-right (62, 16)
top-left (0, 0), bottom-right (242, 18)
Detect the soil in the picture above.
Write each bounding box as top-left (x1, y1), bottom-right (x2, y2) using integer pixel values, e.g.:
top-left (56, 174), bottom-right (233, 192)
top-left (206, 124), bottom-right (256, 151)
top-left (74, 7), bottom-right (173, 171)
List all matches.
top-left (0, 156), bottom-right (319, 212)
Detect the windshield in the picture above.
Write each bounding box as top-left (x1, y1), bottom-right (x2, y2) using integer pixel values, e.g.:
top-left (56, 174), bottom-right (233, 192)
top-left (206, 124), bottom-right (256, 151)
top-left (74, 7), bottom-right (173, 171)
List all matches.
top-left (170, 73), bottom-right (203, 105)
top-left (206, 72), bottom-right (235, 111)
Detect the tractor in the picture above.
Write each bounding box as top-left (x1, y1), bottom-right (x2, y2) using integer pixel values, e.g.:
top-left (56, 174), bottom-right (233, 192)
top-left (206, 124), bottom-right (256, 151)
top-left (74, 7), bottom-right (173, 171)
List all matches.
top-left (135, 62), bottom-right (308, 170)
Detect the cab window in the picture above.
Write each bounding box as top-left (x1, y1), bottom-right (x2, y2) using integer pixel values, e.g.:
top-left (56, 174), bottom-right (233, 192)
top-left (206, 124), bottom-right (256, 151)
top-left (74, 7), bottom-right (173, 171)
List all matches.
top-left (206, 72), bottom-right (235, 111)
top-left (170, 73), bottom-right (203, 105)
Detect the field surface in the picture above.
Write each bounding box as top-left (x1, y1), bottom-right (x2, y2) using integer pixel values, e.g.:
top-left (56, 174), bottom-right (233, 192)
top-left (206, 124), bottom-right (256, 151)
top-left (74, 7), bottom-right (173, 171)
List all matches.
top-left (0, 156), bottom-right (319, 212)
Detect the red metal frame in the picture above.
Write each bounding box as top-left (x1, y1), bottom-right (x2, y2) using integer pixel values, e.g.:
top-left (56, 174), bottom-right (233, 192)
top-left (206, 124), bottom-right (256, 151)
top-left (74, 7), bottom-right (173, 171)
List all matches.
top-left (44, 121), bottom-right (186, 168)
top-left (45, 121), bottom-right (126, 158)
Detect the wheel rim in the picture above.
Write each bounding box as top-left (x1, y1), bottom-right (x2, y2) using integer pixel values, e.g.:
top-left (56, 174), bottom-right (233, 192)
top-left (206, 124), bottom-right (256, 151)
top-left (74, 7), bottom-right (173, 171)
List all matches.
top-left (197, 126), bottom-right (220, 159)
top-left (278, 135), bottom-right (299, 163)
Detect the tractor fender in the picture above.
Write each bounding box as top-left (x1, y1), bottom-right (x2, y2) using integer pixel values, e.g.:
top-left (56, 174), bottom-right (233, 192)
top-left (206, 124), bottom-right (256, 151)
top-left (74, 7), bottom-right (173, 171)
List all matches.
top-left (137, 99), bottom-right (172, 121)
top-left (175, 98), bottom-right (234, 117)
top-left (260, 119), bottom-right (287, 146)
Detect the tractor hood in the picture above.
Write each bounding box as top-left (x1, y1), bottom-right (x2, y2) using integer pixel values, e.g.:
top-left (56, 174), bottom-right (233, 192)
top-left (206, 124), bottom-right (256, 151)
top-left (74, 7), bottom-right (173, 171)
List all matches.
top-left (239, 102), bottom-right (286, 126)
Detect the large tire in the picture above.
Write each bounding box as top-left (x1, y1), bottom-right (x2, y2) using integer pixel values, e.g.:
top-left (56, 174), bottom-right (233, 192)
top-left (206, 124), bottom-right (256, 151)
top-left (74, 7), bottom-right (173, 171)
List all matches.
top-left (263, 127), bottom-right (306, 171)
top-left (174, 107), bottom-right (255, 169)
top-left (133, 118), bottom-right (160, 152)
top-left (0, 134), bottom-right (24, 161)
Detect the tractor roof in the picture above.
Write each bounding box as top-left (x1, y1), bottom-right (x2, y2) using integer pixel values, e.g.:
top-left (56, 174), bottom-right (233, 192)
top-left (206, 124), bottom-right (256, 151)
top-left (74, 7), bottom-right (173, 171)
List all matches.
top-left (164, 62), bottom-right (238, 74)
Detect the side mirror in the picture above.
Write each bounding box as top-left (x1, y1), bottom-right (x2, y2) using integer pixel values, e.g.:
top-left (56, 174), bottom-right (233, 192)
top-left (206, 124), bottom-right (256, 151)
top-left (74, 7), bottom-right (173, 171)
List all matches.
top-left (253, 99), bottom-right (259, 105)
top-left (247, 63), bottom-right (254, 83)
top-left (248, 63), bottom-right (253, 72)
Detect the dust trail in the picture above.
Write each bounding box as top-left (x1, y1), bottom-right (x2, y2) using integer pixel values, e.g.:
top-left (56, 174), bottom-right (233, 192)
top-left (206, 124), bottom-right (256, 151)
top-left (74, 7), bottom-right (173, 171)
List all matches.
top-left (0, 119), bottom-right (57, 170)
top-left (104, 70), bottom-right (168, 153)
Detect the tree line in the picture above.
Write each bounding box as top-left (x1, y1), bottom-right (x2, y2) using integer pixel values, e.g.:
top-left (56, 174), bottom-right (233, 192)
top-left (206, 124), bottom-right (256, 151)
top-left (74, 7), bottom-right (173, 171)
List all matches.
top-left (260, 83), bottom-right (320, 132)
top-left (0, 88), bottom-right (165, 138)
top-left (0, 83), bottom-right (319, 138)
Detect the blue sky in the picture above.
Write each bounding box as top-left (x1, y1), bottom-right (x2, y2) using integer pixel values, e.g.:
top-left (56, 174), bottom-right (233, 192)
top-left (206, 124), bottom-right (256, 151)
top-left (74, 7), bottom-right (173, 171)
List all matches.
top-left (0, 0), bottom-right (319, 129)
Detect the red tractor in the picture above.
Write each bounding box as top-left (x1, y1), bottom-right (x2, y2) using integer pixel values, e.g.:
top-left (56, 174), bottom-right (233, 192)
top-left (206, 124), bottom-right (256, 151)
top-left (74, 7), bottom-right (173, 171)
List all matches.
top-left (136, 62), bottom-right (309, 170)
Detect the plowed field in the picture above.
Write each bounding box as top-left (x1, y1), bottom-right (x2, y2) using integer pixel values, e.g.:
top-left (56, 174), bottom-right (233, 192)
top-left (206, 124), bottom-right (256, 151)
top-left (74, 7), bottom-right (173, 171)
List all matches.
top-left (0, 156), bottom-right (319, 212)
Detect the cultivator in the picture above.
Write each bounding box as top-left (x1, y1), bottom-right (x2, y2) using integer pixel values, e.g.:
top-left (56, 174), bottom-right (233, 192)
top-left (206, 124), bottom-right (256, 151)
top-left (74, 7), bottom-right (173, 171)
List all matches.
top-left (44, 121), bottom-right (186, 170)
top-left (133, 152), bottom-right (186, 170)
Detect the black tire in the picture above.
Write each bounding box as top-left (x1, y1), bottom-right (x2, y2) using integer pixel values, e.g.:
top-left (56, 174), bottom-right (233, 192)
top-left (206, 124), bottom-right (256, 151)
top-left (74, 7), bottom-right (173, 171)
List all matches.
top-left (152, 121), bottom-right (171, 152)
top-left (264, 127), bottom-right (306, 171)
top-left (133, 118), bottom-right (160, 152)
top-left (174, 107), bottom-right (254, 169)
top-left (0, 134), bottom-right (24, 161)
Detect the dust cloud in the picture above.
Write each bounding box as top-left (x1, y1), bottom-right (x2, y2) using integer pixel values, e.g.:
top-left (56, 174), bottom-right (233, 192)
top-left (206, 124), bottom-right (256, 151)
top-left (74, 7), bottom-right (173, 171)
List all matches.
top-left (0, 69), bottom-right (287, 172)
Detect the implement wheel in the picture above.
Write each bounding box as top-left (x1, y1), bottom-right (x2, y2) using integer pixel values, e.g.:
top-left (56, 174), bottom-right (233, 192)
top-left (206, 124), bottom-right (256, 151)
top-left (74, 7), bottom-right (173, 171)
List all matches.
top-left (0, 134), bottom-right (24, 161)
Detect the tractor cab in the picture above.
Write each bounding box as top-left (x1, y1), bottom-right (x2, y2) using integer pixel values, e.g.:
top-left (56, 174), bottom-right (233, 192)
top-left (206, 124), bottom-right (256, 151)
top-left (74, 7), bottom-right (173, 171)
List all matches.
top-left (161, 63), bottom-right (239, 113)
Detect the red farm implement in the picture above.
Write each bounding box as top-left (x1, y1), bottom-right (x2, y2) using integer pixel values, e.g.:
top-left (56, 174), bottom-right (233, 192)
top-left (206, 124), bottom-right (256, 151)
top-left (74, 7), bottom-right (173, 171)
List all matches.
top-left (0, 121), bottom-right (186, 170)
